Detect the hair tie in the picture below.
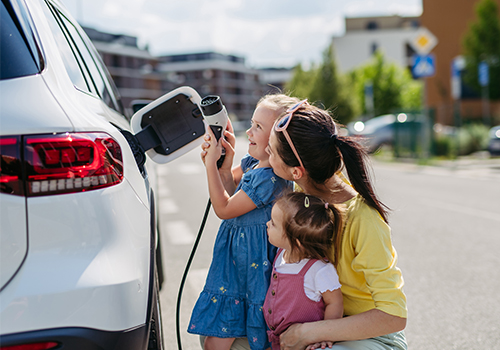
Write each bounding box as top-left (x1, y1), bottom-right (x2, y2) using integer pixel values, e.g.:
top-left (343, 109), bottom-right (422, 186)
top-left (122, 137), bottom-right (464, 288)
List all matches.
top-left (324, 202), bottom-right (329, 209)
top-left (304, 196), bottom-right (310, 208)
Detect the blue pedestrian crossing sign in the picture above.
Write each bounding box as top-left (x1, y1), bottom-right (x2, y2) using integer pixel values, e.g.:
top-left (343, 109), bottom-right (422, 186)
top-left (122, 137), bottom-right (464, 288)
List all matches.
top-left (412, 54), bottom-right (436, 78)
top-left (479, 61), bottom-right (489, 86)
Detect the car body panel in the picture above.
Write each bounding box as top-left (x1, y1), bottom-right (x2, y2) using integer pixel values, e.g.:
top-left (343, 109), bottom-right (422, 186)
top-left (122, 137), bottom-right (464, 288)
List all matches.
top-left (0, 183), bottom-right (150, 334)
top-left (0, 75), bottom-right (74, 136)
top-left (0, 194), bottom-right (28, 290)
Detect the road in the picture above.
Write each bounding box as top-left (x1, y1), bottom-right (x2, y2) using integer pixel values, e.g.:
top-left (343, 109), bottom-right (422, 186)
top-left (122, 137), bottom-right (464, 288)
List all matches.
top-left (155, 136), bottom-right (500, 350)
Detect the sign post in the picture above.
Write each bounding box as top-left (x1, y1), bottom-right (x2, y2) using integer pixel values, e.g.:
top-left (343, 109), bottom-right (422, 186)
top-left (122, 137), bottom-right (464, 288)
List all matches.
top-left (409, 27), bottom-right (438, 158)
top-left (479, 61), bottom-right (490, 126)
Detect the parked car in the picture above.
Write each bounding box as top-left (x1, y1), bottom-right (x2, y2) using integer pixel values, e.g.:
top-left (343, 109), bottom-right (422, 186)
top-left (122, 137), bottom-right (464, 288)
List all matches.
top-left (346, 113), bottom-right (424, 153)
top-left (0, 0), bottom-right (204, 349)
top-left (487, 125), bottom-right (500, 156)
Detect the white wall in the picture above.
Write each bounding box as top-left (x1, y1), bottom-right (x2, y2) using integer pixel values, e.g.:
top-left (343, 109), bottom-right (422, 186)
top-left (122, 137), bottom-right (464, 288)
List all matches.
top-left (332, 28), bottom-right (418, 73)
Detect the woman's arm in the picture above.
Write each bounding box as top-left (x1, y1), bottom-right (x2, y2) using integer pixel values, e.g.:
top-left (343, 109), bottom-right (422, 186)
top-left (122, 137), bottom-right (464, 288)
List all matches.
top-left (280, 310), bottom-right (407, 350)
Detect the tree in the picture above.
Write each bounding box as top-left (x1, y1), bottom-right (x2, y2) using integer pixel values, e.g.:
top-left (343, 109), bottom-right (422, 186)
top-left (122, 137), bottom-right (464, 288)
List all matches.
top-left (462, 0), bottom-right (500, 99)
top-left (285, 44), bottom-right (357, 125)
top-left (285, 63), bottom-right (316, 100)
top-left (349, 51), bottom-right (422, 117)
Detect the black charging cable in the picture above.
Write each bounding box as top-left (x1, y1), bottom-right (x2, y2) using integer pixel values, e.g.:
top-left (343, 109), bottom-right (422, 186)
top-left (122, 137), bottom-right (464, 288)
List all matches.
top-left (176, 127), bottom-right (226, 350)
top-left (176, 198), bottom-right (212, 350)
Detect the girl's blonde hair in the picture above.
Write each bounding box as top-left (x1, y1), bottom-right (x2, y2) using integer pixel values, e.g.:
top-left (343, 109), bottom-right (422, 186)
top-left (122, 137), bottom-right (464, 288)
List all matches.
top-left (275, 192), bottom-right (344, 266)
top-left (257, 93), bottom-right (300, 120)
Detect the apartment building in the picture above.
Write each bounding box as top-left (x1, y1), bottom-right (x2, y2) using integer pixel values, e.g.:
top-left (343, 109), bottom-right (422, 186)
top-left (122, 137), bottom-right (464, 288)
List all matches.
top-left (158, 52), bottom-right (265, 122)
top-left (83, 27), bottom-right (163, 115)
top-left (332, 15), bottom-right (421, 73)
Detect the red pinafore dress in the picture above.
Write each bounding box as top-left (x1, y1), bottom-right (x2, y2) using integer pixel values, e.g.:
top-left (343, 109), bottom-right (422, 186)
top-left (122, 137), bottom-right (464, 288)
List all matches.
top-left (263, 250), bottom-right (325, 350)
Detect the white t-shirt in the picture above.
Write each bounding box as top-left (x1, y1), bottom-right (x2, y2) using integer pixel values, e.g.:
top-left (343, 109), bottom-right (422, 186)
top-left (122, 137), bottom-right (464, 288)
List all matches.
top-left (274, 249), bottom-right (342, 302)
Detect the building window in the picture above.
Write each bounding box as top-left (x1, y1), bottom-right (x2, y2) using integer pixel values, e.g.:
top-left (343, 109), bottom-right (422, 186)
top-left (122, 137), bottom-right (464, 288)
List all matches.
top-left (112, 55), bottom-right (120, 67)
top-left (366, 21), bottom-right (378, 30)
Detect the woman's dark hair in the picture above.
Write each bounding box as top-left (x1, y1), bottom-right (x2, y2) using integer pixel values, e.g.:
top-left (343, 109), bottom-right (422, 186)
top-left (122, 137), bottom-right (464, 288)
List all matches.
top-left (274, 104), bottom-right (389, 223)
top-left (276, 192), bottom-right (344, 267)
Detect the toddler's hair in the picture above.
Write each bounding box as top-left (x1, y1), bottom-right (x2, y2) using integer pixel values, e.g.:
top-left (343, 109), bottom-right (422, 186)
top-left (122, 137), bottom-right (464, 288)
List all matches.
top-left (275, 192), bottom-right (344, 266)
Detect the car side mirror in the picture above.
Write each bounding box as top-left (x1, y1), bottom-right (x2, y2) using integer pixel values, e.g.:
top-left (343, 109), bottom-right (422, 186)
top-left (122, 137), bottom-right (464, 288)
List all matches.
top-left (127, 86), bottom-right (205, 164)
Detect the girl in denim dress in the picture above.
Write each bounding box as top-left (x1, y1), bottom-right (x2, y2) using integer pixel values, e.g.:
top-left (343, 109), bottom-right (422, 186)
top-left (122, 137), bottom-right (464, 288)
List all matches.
top-left (188, 95), bottom-right (296, 350)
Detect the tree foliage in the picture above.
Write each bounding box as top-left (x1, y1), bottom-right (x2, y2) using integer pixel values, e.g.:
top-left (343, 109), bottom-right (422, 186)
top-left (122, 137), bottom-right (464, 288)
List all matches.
top-left (286, 44), bottom-right (357, 125)
top-left (286, 45), bottom-right (422, 124)
top-left (350, 51), bottom-right (422, 117)
top-left (462, 0), bottom-right (500, 99)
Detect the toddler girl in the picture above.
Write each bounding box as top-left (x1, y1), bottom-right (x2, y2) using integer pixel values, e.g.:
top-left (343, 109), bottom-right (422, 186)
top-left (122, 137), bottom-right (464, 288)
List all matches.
top-left (264, 192), bottom-right (344, 350)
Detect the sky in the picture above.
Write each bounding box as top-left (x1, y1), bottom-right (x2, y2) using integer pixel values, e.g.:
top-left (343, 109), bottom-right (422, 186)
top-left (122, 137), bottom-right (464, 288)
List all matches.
top-left (61, 0), bottom-right (422, 68)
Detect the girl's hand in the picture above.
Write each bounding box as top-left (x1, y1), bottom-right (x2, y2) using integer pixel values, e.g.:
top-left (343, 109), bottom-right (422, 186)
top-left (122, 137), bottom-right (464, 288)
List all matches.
top-left (201, 119), bottom-right (236, 169)
top-left (202, 127), bottom-right (223, 167)
top-left (200, 133), bottom-right (211, 166)
top-left (305, 341), bottom-right (333, 350)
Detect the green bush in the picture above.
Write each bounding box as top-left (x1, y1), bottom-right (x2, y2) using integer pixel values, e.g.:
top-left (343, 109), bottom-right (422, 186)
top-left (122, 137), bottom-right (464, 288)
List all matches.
top-left (456, 124), bottom-right (490, 155)
top-left (434, 134), bottom-right (455, 157)
top-left (433, 124), bottom-right (490, 157)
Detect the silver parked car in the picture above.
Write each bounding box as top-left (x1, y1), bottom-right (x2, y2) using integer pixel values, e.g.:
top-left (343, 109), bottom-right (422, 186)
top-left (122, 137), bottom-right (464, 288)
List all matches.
top-left (346, 113), bottom-right (424, 153)
top-left (487, 125), bottom-right (500, 156)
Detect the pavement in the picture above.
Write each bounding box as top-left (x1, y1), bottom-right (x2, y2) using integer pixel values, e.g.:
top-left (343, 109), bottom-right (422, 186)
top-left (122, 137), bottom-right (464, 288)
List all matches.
top-left (371, 151), bottom-right (500, 181)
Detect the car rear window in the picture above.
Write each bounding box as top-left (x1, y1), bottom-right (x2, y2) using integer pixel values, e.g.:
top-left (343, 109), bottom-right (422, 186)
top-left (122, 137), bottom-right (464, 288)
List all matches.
top-left (0, 0), bottom-right (41, 80)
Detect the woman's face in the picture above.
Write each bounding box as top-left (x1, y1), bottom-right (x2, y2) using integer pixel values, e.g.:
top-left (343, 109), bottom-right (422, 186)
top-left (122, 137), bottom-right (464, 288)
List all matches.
top-left (266, 131), bottom-right (293, 181)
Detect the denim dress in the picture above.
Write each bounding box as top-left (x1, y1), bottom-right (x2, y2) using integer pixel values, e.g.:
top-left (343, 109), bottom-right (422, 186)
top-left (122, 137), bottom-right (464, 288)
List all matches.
top-left (188, 155), bottom-right (292, 350)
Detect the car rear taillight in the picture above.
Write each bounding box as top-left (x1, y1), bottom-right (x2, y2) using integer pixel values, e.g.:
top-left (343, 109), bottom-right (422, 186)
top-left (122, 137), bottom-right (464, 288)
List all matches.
top-left (0, 342), bottom-right (59, 350)
top-left (0, 132), bottom-right (123, 197)
top-left (0, 136), bottom-right (24, 195)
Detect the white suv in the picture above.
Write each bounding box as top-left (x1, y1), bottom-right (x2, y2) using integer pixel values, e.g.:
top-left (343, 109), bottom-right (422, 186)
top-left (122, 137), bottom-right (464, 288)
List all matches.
top-left (0, 0), bottom-right (206, 349)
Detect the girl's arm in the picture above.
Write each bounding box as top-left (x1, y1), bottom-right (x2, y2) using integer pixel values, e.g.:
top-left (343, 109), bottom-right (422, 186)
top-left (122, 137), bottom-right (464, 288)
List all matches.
top-left (322, 288), bottom-right (344, 321)
top-left (204, 128), bottom-right (256, 220)
top-left (280, 310), bottom-right (407, 350)
top-left (305, 288), bottom-right (343, 350)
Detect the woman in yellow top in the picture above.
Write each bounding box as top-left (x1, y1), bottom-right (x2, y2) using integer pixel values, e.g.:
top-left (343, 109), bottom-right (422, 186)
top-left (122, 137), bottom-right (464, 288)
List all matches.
top-left (266, 100), bottom-right (407, 350)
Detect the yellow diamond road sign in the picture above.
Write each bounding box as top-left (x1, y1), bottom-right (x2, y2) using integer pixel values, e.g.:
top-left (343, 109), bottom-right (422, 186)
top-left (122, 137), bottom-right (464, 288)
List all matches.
top-left (410, 27), bottom-right (438, 54)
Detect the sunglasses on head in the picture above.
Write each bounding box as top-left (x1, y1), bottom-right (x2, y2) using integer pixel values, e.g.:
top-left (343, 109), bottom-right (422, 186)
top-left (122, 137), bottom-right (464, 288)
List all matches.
top-left (274, 99), bottom-right (308, 169)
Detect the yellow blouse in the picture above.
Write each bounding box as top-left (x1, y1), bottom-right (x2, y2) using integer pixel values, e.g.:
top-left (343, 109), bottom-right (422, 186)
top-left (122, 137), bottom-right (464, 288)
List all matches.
top-left (334, 194), bottom-right (407, 318)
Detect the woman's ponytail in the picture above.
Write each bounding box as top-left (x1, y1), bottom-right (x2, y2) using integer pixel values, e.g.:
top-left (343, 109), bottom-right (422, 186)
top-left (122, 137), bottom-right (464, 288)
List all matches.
top-left (275, 104), bottom-right (389, 222)
top-left (335, 136), bottom-right (390, 223)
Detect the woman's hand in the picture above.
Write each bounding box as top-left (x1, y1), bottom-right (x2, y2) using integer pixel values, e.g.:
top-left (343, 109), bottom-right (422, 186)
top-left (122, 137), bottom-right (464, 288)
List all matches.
top-left (279, 323), bottom-right (308, 350)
